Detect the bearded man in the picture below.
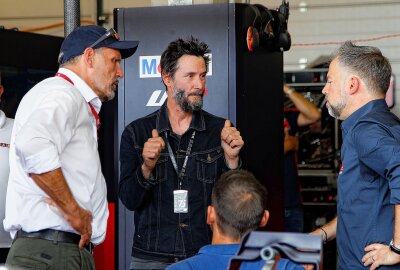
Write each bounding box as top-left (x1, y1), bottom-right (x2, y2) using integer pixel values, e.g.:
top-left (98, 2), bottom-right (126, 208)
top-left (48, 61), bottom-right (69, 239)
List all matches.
top-left (119, 36), bottom-right (244, 270)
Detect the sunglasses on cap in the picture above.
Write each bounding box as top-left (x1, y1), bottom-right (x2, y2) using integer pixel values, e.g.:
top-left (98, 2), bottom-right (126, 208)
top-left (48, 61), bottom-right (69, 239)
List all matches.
top-left (88, 28), bottom-right (119, 48)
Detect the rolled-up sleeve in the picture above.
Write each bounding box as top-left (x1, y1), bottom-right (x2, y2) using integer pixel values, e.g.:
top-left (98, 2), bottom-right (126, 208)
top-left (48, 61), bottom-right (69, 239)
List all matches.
top-left (14, 91), bottom-right (78, 174)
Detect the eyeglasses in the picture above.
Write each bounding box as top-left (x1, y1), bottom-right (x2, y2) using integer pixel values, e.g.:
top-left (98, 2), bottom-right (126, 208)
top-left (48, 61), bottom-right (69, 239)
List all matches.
top-left (88, 28), bottom-right (119, 48)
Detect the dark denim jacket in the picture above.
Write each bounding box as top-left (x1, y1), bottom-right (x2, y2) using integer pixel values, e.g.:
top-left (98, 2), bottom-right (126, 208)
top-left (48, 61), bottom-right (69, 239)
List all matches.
top-left (119, 102), bottom-right (233, 261)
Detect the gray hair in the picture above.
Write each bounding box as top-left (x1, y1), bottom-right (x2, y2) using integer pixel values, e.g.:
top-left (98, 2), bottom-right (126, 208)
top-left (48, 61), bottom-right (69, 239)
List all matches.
top-left (333, 41), bottom-right (392, 95)
top-left (59, 47), bottom-right (104, 67)
top-left (60, 54), bottom-right (81, 67)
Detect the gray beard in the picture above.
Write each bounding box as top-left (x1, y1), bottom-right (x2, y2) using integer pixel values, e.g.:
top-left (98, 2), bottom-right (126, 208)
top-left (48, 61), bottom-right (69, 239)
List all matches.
top-left (327, 101), bottom-right (346, 119)
top-left (173, 88), bottom-right (203, 112)
top-left (102, 90), bottom-right (115, 102)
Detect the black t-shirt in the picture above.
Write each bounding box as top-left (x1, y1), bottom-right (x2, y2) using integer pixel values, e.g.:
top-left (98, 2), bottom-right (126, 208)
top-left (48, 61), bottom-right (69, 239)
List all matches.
top-left (284, 110), bottom-right (302, 208)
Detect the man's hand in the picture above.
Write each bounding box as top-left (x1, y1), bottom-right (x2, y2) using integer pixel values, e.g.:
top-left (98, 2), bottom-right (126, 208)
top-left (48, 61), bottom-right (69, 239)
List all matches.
top-left (221, 120), bottom-right (244, 169)
top-left (141, 129), bottom-right (165, 178)
top-left (67, 206), bottom-right (93, 249)
top-left (46, 198), bottom-right (92, 249)
top-left (362, 243), bottom-right (400, 270)
top-left (31, 170), bottom-right (94, 249)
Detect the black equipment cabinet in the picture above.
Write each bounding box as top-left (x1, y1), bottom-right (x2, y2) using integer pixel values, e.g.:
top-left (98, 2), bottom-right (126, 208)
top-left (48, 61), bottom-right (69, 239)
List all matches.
top-left (114, 4), bottom-right (284, 269)
top-left (0, 29), bottom-right (63, 118)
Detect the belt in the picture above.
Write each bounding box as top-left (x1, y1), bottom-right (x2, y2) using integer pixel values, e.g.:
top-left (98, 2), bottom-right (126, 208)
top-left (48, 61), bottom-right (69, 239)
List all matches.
top-left (16, 229), bottom-right (94, 254)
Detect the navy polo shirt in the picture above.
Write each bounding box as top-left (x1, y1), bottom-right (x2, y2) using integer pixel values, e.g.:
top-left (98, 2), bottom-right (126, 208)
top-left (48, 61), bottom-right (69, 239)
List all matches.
top-left (284, 110), bottom-right (302, 208)
top-left (166, 244), bottom-right (303, 270)
top-left (337, 99), bottom-right (400, 269)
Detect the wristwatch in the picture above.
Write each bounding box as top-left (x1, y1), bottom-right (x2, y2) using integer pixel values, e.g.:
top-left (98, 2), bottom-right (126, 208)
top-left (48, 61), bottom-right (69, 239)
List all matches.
top-left (389, 240), bottom-right (400, 255)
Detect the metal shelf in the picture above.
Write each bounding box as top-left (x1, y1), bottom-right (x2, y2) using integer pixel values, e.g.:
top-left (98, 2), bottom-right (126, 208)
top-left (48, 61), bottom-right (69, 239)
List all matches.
top-left (287, 82), bottom-right (326, 87)
top-left (298, 169), bottom-right (338, 177)
top-left (302, 187), bottom-right (332, 192)
top-left (303, 202), bottom-right (336, 206)
top-left (285, 68), bottom-right (328, 73)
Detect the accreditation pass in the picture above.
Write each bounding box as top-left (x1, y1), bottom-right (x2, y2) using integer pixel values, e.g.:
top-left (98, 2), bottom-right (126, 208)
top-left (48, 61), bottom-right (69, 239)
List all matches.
top-left (173, 190), bottom-right (188, 213)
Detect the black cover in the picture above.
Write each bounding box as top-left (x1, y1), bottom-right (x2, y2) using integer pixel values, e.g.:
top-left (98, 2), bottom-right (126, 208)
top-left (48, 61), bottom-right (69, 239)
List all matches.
top-left (229, 231), bottom-right (323, 270)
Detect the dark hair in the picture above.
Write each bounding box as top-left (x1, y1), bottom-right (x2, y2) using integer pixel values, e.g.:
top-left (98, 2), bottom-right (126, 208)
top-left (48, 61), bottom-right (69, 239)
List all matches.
top-left (334, 41), bottom-right (392, 95)
top-left (160, 36), bottom-right (210, 78)
top-left (211, 170), bottom-right (268, 240)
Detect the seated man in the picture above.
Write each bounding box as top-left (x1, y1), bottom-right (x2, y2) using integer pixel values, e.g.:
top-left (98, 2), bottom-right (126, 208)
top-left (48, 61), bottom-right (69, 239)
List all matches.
top-left (166, 170), bottom-right (303, 270)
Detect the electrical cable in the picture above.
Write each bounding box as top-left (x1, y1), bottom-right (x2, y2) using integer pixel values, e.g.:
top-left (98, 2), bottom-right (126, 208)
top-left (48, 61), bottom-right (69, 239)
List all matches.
top-left (20, 19), bottom-right (96, 33)
top-left (292, 33), bottom-right (400, 47)
top-left (13, 19), bottom-right (400, 49)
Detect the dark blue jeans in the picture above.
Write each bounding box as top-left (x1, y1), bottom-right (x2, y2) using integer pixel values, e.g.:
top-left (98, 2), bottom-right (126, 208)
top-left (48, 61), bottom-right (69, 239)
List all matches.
top-left (130, 256), bottom-right (173, 270)
top-left (284, 206), bottom-right (304, 232)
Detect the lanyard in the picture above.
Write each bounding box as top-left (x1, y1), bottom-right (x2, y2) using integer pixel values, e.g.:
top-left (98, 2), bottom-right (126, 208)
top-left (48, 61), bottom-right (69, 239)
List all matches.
top-left (87, 103), bottom-right (101, 131)
top-left (0, 143), bottom-right (10, 148)
top-left (55, 72), bottom-right (73, 85)
top-left (165, 130), bottom-right (196, 189)
top-left (55, 72), bottom-right (101, 131)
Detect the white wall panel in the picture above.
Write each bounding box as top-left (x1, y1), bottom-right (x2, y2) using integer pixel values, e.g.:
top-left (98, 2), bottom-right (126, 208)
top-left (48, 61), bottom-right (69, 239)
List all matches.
top-left (0, 0), bottom-right (96, 36)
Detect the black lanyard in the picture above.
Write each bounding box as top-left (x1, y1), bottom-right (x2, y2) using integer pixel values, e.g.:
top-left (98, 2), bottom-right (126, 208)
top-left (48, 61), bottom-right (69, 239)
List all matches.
top-left (165, 130), bottom-right (196, 189)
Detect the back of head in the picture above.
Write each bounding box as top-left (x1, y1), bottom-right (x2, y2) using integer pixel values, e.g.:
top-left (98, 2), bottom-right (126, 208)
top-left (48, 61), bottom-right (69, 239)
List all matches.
top-left (160, 36), bottom-right (210, 78)
top-left (212, 170), bottom-right (268, 240)
top-left (333, 41), bottom-right (392, 96)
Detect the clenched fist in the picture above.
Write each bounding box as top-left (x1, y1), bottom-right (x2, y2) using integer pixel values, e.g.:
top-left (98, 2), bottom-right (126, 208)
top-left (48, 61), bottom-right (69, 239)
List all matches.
top-left (221, 120), bottom-right (244, 169)
top-left (141, 129), bottom-right (165, 179)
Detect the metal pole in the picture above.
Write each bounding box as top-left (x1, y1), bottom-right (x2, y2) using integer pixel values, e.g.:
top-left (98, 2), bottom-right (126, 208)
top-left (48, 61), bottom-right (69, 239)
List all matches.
top-left (96, 0), bottom-right (107, 26)
top-left (97, 0), bottom-right (103, 26)
top-left (64, 0), bottom-right (80, 37)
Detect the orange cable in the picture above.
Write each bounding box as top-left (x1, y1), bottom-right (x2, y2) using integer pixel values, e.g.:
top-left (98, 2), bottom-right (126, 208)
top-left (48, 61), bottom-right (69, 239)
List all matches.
top-left (21, 21), bottom-right (400, 46)
top-left (22, 19), bottom-right (96, 33)
top-left (292, 33), bottom-right (400, 46)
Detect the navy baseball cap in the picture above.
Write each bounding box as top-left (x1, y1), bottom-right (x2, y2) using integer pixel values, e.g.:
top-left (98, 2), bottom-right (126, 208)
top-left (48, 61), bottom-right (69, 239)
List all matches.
top-left (58, 25), bottom-right (139, 64)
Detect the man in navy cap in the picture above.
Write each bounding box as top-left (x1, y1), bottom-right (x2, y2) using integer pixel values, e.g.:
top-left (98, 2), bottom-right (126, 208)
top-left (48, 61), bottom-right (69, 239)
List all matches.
top-left (4, 25), bottom-right (138, 270)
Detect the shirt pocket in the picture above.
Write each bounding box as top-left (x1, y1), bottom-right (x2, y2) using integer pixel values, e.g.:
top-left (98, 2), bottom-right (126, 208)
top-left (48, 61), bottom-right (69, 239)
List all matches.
top-left (196, 148), bottom-right (223, 183)
top-left (154, 153), bottom-right (169, 183)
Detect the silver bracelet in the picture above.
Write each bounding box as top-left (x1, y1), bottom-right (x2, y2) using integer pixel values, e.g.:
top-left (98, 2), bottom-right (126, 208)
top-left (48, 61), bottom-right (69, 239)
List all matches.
top-left (286, 87), bottom-right (295, 96)
top-left (320, 227), bottom-right (328, 244)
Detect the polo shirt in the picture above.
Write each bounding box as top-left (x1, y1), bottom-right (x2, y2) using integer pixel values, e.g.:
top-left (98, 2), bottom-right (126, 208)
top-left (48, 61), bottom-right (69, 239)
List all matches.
top-left (166, 244), bottom-right (303, 270)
